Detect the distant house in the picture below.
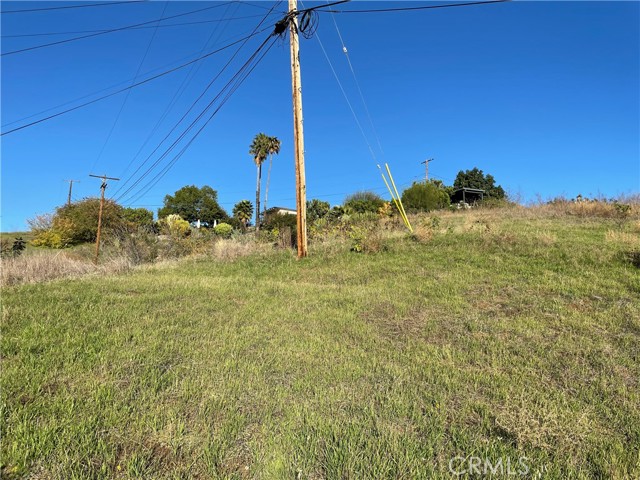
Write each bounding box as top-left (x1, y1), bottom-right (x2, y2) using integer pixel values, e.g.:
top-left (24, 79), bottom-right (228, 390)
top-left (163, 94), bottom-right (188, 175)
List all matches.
top-left (269, 207), bottom-right (296, 216)
top-left (451, 188), bottom-right (485, 205)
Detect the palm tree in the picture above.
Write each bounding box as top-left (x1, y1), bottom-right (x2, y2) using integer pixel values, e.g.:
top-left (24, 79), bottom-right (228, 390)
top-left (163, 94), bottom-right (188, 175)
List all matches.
top-left (263, 135), bottom-right (281, 214)
top-left (233, 200), bottom-right (253, 232)
top-left (249, 133), bottom-right (269, 231)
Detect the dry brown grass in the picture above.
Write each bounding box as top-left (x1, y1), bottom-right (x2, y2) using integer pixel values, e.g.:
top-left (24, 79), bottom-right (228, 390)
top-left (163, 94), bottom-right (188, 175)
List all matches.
top-left (210, 238), bottom-right (274, 262)
top-left (0, 237), bottom-right (276, 287)
top-left (0, 251), bottom-right (131, 287)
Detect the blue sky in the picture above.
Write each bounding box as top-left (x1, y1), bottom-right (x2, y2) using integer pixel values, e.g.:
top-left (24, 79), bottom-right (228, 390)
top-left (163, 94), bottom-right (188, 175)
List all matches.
top-left (2, 0), bottom-right (639, 231)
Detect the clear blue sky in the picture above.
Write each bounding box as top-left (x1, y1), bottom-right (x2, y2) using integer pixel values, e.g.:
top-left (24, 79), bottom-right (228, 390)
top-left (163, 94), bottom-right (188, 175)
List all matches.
top-left (2, 1), bottom-right (638, 231)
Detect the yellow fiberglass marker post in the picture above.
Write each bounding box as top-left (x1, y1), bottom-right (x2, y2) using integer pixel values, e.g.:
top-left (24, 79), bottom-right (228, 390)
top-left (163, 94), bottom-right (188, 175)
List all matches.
top-left (377, 164), bottom-right (410, 230)
top-left (385, 163), bottom-right (413, 233)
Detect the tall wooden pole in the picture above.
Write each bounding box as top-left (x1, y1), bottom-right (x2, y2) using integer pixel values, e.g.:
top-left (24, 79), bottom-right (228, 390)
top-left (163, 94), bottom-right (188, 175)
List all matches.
top-left (65, 179), bottom-right (79, 205)
top-left (289, 0), bottom-right (308, 258)
top-left (89, 174), bottom-right (119, 265)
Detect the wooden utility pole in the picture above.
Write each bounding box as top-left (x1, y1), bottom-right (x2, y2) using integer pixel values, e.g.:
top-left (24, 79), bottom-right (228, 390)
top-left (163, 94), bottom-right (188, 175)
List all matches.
top-left (89, 174), bottom-right (119, 265)
top-left (289, 0), bottom-right (308, 258)
top-left (421, 158), bottom-right (434, 181)
top-left (64, 179), bottom-right (80, 205)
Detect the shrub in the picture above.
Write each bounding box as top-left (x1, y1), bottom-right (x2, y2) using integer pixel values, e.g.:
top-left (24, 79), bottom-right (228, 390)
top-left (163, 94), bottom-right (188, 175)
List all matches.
top-left (307, 199), bottom-right (330, 224)
top-left (263, 211), bottom-right (297, 232)
top-left (31, 217), bottom-right (75, 248)
top-left (401, 181), bottom-right (450, 212)
top-left (213, 222), bottom-right (233, 239)
top-left (122, 207), bottom-right (154, 231)
top-left (160, 214), bottom-right (191, 237)
top-left (0, 237), bottom-right (27, 258)
top-left (348, 225), bottom-right (386, 254)
top-left (344, 191), bottom-right (386, 214)
top-left (55, 198), bottom-right (124, 244)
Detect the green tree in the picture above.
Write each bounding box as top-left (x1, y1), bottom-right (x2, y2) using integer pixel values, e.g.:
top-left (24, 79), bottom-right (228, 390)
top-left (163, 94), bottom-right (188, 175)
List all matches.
top-left (158, 185), bottom-right (228, 226)
top-left (263, 135), bottom-right (281, 214)
top-left (307, 199), bottom-right (330, 224)
top-left (249, 133), bottom-right (270, 231)
top-left (233, 200), bottom-right (254, 231)
top-left (401, 181), bottom-right (450, 212)
top-left (343, 191), bottom-right (386, 214)
top-left (453, 168), bottom-right (505, 199)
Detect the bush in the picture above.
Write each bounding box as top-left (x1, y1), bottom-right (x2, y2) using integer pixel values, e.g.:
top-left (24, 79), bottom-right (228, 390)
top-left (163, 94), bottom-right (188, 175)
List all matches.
top-left (122, 207), bottom-right (154, 231)
top-left (0, 237), bottom-right (27, 258)
top-left (348, 225), bottom-right (387, 254)
top-left (263, 211), bottom-right (297, 232)
top-left (213, 222), bottom-right (233, 239)
top-left (160, 214), bottom-right (191, 237)
top-left (32, 217), bottom-right (75, 248)
top-left (307, 199), bottom-right (330, 224)
top-left (401, 182), bottom-right (450, 212)
top-left (55, 198), bottom-right (124, 244)
top-left (344, 191), bottom-right (386, 214)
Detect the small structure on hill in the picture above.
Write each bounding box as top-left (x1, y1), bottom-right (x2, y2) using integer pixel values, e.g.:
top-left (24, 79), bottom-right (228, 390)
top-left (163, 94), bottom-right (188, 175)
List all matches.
top-left (270, 206), bottom-right (296, 216)
top-left (451, 188), bottom-right (485, 205)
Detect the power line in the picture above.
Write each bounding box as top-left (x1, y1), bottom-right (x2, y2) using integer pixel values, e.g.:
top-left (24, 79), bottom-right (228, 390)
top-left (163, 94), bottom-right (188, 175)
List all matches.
top-left (309, 11), bottom-right (378, 162)
top-left (326, 2), bottom-right (385, 158)
top-left (1, 14), bottom-right (270, 38)
top-left (114, 15), bottom-right (282, 203)
top-left (113, 1), bottom-right (243, 184)
top-left (121, 36), bottom-right (278, 206)
top-left (121, 35), bottom-right (278, 204)
top-left (316, 0), bottom-right (510, 14)
top-left (1, 23), bottom-right (279, 129)
top-left (91, 0), bottom-right (170, 174)
top-left (1, 2), bottom-right (235, 56)
top-left (1, 26), bottom-right (273, 136)
top-left (0, 1), bottom-right (147, 14)
top-left (112, 2), bottom-right (280, 199)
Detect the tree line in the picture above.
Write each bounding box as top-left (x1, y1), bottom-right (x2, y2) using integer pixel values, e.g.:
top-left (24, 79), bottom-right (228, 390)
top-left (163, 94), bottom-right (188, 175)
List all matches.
top-left (27, 128), bottom-right (505, 248)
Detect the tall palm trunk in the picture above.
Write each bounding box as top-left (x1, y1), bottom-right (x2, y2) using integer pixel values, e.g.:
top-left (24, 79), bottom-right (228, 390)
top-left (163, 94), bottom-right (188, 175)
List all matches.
top-left (264, 153), bottom-right (273, 214)
top-left (255, 162), bottom-right (262, 232)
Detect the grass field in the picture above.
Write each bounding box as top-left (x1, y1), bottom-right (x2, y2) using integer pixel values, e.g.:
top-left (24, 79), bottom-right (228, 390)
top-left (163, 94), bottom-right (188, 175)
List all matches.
top-left (1, 208), bottom-right (639, 478)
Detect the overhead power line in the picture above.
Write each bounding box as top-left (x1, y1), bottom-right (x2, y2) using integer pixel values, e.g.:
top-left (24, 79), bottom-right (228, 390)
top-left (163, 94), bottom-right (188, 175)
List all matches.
top-left (326, 1), bottom-right (385, 159)
top-left (0, 26), bottom-right (273, 136)
top-left (1, 2), bottom-right (235, 56)
top-left (90, 0), bottom-right (170, 174)
top-left (316, 0), bottom-right (510, 14)
top-left (113, 1), bottom-right (243, 184)
top-left (119, 35), bottom-right (278, 205)
top-left (112, 2), bottom-right (279, 199)
top-left (1, 14), bottom-right (270, 38)
top-left (0, 0), bottom-right (147, 14)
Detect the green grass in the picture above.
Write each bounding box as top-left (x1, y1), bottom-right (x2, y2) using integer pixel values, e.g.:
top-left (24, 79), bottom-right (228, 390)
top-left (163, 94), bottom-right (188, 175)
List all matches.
top-left (2, 212), bottom-right (639, 478)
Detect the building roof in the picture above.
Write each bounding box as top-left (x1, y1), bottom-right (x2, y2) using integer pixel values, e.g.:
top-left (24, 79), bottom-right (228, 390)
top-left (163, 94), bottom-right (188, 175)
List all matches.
top-left (271, 206), bottom-right (296, 212)
top-left (452, 187), bottom-right (485, 193)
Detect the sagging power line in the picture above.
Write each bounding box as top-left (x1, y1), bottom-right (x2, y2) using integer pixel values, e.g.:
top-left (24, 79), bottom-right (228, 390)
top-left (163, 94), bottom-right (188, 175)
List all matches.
top-left (1, 2), bottom-right (235, 57)
top-left (1, 1), bottom-right (146, 14)
top-left (112, 3), bottom-right (283, 202)
top-left (1, 26), bottom-right (273, 136)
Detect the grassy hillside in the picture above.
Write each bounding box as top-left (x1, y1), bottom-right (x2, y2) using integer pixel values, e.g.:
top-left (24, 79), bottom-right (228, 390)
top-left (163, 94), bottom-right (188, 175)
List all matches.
top-left (1, 208), bottom-right (639, 478)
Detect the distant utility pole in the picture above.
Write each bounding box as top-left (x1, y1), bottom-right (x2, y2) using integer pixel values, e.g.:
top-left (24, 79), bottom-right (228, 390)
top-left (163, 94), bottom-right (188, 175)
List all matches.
top-left (421, 158), bottom-right (435, 181)
top-left (64, 179), bottom-right (80, 205)
top-left (89, 174), bottom-right (119, 265)
top-left (289, 0), bottom-right (308, 258)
